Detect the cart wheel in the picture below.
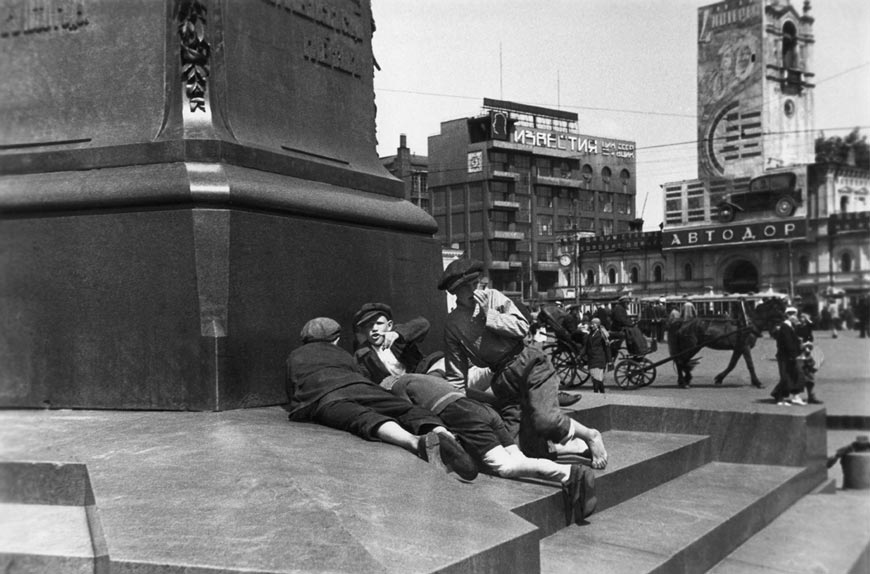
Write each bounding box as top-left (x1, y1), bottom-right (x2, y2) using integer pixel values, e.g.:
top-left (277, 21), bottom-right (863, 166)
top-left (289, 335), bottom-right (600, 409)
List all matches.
top-left (630, 357), bottom-right (657, 387)
top-left (614, 358), bottom-right (656, 388)
top-left (613, 359), bottom-right (636, 389)
top-left (546, 344), bottom-right (577, 388)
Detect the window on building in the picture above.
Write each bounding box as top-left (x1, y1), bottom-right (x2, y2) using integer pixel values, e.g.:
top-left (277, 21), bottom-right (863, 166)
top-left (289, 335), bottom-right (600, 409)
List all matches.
top-left (841, 251), bottom-right (853, 273)
top-left (581, 164), bottom-right (593, 189)
top-left (602, 220), bottom-right (613, 235)
top-left (491, 210), bottom-right (510, 231)
top-left (489, 151), bottom-right (508, 171)
top-left (578, 217), bottom-right (595, 231)
top-left (412, 173), bottom-right (427, 196)
top-left (654, 264), bottom-right (663, 282)
top-left (435, 214), bottom-right (447, 235)
top-left (684, 263), bottom-right (693, 281)
top-left (782, 21), bottom-right (798, 69)
top-left (608, 268), bottom-right (617, 284)
top-left (490, 240), bottom-right (510, 261)
top-left (616, 194), bottom-right (631, 215)
top-left (490, 180), bottom-right (510, 202)
top-left (468, 183), bottom-right (483, 207)
top-left (433, 190), bottom-right (446, 209)
top-left (536, 186), bottom-right (553, 209)
top-left (599, 192), bottom-right (613, 213)
top-left (537, 242), bottom-right (554, 262)
top-left (630, 266), bottom-right (639, 283)
top-left (451, 212), bottom-right (466, 235)
top-left (841, 195), bottom-right (850, 212)
top-left (558, 160), bottom-right (573, 179)
top-left (537, 214), bottom-right (554, 236)
top-left (601, 167), bottom-right (612, 192)
top-left (586, 269), bottom-right (595, 285)
top-left (511, 154), bottom-right (531, 171)
top-left (616, 220), bottom-right (631, 234)
top-left (469, 210), bottom-right (484, 233)
top-left (536, 157), bottom-right (551, 178)
top-left (450, 186), bottom-right (464, 206)
top-left (577, 190), bottom-right (594, 212)
top-left (620, 169), bottom-right (631, 194)
top-left (798, 255), bottom-right (810, 275)
top-left (557, 214), bottom-right (573, 232)
top-left (470, 241), bottom-right (484, 261)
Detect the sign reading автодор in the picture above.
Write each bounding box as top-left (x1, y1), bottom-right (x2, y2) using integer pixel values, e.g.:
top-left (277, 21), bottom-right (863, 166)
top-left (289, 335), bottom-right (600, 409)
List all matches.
top-left (663, 220), bottom-right (806, 250)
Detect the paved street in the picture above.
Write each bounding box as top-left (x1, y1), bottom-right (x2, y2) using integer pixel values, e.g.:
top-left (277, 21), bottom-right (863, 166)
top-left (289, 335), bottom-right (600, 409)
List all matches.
top-left (583, 328), bottom-right (870, 489)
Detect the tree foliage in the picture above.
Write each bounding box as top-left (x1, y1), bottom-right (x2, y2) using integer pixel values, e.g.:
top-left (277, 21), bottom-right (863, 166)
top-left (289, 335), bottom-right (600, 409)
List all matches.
top-left (815, 128), bottom-right (870, 169)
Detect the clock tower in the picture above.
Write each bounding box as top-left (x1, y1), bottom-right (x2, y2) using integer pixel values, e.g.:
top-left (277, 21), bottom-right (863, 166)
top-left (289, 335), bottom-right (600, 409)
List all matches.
top-left (697, 0), bottom-right (815, 179)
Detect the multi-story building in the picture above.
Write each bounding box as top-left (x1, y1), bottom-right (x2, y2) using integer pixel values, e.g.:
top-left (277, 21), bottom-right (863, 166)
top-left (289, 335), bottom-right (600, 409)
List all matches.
top-left (380, 134), bottom-right (430, 211)
top-left (426, 98), bottom-right (638, 302)
top-left (656, 0), bottom-right (869, 315)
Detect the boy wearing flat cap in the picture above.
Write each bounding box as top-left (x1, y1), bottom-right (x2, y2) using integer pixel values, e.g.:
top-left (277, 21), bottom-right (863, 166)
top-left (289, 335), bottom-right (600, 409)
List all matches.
top-left (352, 302), bottom-right (598, 524)
top-left (285, 317), bottom-right (478, 480)
top-left (438, 259), bottom-right (608, 470)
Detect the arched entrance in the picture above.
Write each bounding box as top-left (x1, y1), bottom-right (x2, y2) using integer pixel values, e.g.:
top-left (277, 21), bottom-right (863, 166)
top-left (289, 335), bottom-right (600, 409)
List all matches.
top-left (723, 259), bottom-right (759, 293)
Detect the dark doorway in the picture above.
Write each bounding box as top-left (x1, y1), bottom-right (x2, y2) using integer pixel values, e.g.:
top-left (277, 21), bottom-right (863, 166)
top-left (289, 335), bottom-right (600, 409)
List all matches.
top-left (723, 260), bottom-right (759, 293)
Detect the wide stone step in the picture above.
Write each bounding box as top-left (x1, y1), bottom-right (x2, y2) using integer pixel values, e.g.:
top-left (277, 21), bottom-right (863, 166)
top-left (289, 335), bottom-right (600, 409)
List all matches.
top-left (0, 502), bottom-right (95, 574)
top-left (539, 461), bottom-right (807, 574)
top-left (709, 490), bottom-right (870, 574)
top-left (472, 430), bottom-right (712, 538)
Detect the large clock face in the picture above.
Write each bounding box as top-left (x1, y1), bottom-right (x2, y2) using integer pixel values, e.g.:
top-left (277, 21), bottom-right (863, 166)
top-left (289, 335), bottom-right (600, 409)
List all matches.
top-left (704, 100), bottom-right (739, 176)
top-left (559, 254), bottom-right (572, 267)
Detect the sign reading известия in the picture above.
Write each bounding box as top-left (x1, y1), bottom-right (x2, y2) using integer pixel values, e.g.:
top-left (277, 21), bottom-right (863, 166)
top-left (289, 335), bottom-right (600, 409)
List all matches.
top-left (662, 219), bottom-right (806, 250)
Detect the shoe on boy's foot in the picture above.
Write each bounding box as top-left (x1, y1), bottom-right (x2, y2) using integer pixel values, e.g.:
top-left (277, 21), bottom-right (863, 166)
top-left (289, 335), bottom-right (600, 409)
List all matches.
top-left (561, 464), bottom-right (597, 525)
top-left (808, 395), bottom-right (824, 405)
top-left (776, 400), bottom-right (791, 406)
top-left (789, 396), bottom-right (807, 406)
top-left (558, 392), bottom-right (581, 407)
top-left (431, 432), bottom-right (478, 481)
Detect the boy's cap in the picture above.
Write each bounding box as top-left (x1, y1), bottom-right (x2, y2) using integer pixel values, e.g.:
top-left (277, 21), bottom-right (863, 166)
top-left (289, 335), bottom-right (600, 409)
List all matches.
top-left (301, 317), bottom-right (341, 343)
top-left (353, 302), bottom-right (392, 328)
top-left (438, 258), bottom-right (484, 292)
top-left (785, 306), bottom-right (798, 315)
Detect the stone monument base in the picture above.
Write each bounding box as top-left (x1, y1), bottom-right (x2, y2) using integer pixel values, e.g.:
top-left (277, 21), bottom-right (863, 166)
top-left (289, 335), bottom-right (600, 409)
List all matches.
top-left (0, 157), bottom-right (443, 411)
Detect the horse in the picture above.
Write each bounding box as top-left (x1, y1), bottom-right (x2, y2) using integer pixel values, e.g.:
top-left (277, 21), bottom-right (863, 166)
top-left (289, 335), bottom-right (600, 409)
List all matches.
top-left (666, 297), bottom-right (787, 388)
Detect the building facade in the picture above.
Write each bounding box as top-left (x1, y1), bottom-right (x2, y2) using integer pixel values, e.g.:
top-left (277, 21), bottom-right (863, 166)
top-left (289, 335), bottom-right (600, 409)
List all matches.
top-left (426, 98), bottom-right (638, 302)
top-left (381, 133), bottom-right (430, 211)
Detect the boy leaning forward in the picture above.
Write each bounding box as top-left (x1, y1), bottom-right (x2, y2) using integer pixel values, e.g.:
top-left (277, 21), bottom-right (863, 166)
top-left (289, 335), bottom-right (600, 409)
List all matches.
top-left (438, 258), bottom-right (608, 469)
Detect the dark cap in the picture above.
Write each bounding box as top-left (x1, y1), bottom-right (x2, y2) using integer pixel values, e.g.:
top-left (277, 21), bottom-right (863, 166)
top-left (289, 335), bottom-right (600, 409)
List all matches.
top-left (618, 294), bottom-right (630, 302)
top-left (438, 258), bottom-right (485, 292)
top-left (353, 302), bottom-right (392, 328)
top-left (300, 317), bottom-right (341, 343)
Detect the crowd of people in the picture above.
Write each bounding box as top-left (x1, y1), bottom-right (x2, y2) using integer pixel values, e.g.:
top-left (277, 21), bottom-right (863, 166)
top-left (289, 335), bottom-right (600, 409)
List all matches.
top-left (283, 257), bottom-right (856, 522)
top-left (285, 258), bottom-right (607, 526)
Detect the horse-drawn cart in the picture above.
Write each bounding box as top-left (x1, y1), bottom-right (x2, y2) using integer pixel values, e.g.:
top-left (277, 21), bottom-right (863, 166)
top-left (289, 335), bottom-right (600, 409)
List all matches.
top-left (537, 292), bottom-right (789, 390)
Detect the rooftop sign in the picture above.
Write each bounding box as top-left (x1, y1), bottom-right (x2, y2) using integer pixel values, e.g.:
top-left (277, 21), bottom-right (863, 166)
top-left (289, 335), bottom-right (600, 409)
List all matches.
top-left (663, 219), bottom-right (806, 250)
top-left (511, 129), bottom-right (635, 158)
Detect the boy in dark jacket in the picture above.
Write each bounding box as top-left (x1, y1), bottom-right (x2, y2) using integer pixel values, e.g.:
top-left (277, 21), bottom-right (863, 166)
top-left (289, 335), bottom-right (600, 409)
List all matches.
top-left (352, 303), bottom-right (597, 523)
top-left (286, 317), bottom-right (478, 480)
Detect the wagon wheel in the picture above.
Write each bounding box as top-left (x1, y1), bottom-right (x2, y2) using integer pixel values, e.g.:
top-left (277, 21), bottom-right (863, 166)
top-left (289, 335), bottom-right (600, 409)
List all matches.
top-left (629, 357), bottom-right (656, 387)
top-left (613, 358), bottom-right (655, 389)
top-left (545, 343), bottom-right (577, 388)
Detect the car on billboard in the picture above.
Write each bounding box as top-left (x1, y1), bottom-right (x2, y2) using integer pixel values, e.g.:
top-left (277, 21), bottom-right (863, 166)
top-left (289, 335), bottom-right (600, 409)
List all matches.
top-left (716, 172), bottom-right (801, 222)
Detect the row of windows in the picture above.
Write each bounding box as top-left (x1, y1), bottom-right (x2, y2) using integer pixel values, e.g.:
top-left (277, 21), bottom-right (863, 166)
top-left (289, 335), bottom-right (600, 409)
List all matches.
top-left (433, 184), bottom-right (632, 215)
top-left (488, 151), bottom-right (632, 190)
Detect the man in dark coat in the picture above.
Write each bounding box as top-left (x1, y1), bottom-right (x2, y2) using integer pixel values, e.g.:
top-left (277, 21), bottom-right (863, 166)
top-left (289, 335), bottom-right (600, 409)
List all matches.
top-left (286, 317), bottom-right (478, 480)
top-left (770, 307), bottom-right (805, 405)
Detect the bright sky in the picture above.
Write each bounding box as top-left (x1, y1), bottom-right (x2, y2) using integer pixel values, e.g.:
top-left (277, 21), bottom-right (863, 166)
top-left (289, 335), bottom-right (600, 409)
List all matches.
top-left (371, 0), bottom-right (870, 230)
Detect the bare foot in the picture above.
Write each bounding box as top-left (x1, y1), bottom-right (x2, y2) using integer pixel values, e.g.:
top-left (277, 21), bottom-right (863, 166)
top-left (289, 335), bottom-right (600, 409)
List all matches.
top-left (586, 430), bottom-right (608, 469)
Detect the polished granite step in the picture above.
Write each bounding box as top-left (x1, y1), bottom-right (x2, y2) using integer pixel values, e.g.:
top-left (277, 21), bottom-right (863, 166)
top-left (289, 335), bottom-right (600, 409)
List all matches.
top-left (471, 430), bottom-right (712, 538)
top-left (0, 503), bottom-right (95, 574)
top-left (539, 461), bottom-right (808, 574)
top-left (709, 490), bottom-right (870, 574)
